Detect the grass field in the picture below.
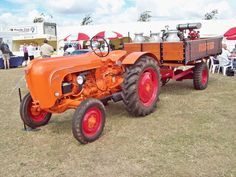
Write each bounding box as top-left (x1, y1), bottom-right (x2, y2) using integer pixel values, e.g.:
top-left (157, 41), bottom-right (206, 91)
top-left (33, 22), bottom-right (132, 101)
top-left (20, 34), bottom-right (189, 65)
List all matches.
top-left (0, 68), bottom-right (235, 177)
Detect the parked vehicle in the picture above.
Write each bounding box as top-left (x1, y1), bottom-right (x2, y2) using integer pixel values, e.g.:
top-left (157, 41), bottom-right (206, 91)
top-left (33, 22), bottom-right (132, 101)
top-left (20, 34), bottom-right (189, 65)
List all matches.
top-left (20, 23), bottom-right (222, 144)
top-left (63, 49), bottom-right (91, 56)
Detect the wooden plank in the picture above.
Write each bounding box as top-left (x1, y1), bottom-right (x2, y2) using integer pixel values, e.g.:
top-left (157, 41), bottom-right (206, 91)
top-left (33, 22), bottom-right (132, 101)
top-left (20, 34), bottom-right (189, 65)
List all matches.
top-left (162, 52), bottom-right (184, 60)
top-left (142, 43), bottom-right (161, 59)
top-left (162, 42), bottom-right (184, 61)
top-left (124, 43), bottom-right (141, 54)
top-left (162, 42), bottom-right (184, 50)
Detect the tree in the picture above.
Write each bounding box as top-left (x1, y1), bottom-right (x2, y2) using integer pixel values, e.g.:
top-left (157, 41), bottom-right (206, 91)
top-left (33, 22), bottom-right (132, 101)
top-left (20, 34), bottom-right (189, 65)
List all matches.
top-left (33, 13), bottom-right (45, 23)
top-left (33, 17), bottom-right (44, 23)
top-left (33, 13), bottom-right (53, 23)
top-left (204, 9), bottom-right (218, 20)
top-left (81, 14), bottom-right (93, 25)
top-left (138, 11), bottom-right (152, 22)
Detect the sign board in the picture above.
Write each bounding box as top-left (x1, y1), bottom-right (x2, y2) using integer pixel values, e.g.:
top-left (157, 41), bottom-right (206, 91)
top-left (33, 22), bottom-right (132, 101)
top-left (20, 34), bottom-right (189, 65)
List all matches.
top-left (44, 22), bottom-right (57, 36)
top-left (8, 26), bottom-right (37, 34)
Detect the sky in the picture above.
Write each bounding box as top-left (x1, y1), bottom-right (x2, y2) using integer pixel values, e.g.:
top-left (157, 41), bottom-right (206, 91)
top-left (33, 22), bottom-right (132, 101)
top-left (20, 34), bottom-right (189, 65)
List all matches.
top-left (0, 0), bottom-right (236, 27)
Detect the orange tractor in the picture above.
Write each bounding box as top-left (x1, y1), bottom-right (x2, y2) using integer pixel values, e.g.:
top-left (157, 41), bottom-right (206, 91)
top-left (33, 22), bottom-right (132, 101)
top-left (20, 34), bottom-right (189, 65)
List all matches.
top-left (20, 23), bottom-right (222, 144)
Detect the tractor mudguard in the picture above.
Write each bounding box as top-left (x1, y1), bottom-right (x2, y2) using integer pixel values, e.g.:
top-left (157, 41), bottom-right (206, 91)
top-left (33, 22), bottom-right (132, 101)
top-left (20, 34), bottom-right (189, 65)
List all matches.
top-left (122, 52), bottom-right (159, 65)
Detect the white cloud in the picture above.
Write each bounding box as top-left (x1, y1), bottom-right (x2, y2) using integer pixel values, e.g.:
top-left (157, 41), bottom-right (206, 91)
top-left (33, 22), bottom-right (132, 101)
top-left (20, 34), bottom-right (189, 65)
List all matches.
top-left (43, 0), bottom-right (98, 14)
top-left (0, 0), bottom-right (236, 27)
top-left (96, 0), bottom-right (125, 14)
top-left (0, 10), bottom-right (41, 26)
top-left (134, 0), bottom-right (234, 20)
top-left (6, 0), bottom-right (31, 3)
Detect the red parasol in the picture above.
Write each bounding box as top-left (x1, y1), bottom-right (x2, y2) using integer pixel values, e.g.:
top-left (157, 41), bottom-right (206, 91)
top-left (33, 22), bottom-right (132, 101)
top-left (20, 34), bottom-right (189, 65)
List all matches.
top-left (64, 33), bottom-right (90, 41)
top-left (224, 27), bottom-right (236, 37)
top-left (226, 35), bottom-right (236, 40)
top-left (94, 31), bottom-right (123, 40)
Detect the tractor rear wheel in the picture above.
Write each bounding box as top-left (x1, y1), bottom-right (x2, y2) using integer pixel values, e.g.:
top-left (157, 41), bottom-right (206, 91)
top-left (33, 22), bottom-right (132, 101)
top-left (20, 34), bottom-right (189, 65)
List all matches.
top-left (72, 99), bottom-right (106, 144)
top-left (193, 62), bottom-right (209, 90)
top-left (122, 56), bottom-right (160, 116)
top-left (20, 93), bottom-right (52, 129)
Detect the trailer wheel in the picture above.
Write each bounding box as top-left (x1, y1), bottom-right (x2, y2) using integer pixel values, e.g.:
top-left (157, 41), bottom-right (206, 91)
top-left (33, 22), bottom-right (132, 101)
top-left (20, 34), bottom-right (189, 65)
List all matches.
top-left (122, 56), bottom-right (160, 116)
top-left (20, 93), bottom-right (52, 129)
top-left (72, 99), bottom-right (106, 144)
top-left (193, 62), bottom-right (209, 90)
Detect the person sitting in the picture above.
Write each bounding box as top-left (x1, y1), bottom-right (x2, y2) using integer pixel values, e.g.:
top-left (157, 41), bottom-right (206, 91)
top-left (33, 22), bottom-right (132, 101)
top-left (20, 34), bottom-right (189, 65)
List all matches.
top-left (231, 44), bottom-right (236, 57)
top-left (218, 43), bottom-right (235, 69)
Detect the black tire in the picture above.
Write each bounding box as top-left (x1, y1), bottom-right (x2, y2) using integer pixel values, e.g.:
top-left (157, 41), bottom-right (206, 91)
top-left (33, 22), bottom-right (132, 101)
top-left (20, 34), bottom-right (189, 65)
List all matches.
top-left (72, 99), bottom-right (106, 144)
top-left (20, 93), bottom-right (52, 129)
top-left (122, 56), bottom-right (161, 117)
top-left (193, 62), bottom-right (209, 90)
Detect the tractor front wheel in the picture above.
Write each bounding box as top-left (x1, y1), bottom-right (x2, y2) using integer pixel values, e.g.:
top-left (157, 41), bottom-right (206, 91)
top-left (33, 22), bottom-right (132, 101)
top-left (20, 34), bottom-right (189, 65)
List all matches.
top-left (20, 93), bottom-right (52, 129)
top-left (193, 62), bottom-right (209, 90)
top-left (72, 99), bottom-right (106, 144)
top-left (122, 56), bottom-right (161, 116)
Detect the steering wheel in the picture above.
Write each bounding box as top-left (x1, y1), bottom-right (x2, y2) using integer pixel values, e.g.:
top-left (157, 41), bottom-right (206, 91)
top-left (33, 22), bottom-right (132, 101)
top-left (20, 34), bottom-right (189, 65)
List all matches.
top-left (90, 36), bottom-right (110, 57)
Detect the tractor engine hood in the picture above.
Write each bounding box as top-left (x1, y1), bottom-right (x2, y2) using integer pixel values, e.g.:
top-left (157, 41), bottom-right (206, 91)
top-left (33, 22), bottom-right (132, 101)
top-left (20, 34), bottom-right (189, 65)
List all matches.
top-left (25, 51), bottom-right (127, 109)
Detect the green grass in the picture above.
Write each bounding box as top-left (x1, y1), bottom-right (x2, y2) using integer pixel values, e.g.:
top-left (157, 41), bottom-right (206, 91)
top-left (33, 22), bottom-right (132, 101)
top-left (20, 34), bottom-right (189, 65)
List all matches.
top-left (0, 68), bottom-right (235, 177)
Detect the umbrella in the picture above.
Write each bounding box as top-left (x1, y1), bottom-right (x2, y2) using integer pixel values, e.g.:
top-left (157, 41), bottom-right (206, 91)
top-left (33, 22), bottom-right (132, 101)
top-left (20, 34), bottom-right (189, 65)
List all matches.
top-left (224, 27), bottom-right (236, 37)
top-left (226, 35), bottom-right (236, 40)
top-left (94, 31), bottom-right (123, 40)
top-left (64, 33), bottom-right (90, 41)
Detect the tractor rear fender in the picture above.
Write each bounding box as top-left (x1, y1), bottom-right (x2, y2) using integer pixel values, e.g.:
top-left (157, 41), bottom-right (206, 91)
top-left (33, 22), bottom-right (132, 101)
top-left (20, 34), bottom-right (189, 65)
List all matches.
top-left (122, 52), bottom-right (160, 65)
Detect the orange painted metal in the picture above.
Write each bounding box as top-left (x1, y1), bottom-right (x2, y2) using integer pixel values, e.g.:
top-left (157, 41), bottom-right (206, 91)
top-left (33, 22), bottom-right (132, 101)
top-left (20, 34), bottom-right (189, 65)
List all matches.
top-left (25, 51), bottom-right (126, 113)
top-left (122, 52), bottom-right (159, 65)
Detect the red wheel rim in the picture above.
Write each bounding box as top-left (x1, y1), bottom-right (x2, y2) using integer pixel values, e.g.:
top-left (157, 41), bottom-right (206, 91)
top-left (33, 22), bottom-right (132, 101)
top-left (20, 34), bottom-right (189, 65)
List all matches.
top-left (28, 102), bottom-right (48, 123)
top-left (138, 67), bottom-right (158, 107)
top-left (201, 67), bottom-right (208, 85)
top-left (82, 107), bottom-right (102, 138)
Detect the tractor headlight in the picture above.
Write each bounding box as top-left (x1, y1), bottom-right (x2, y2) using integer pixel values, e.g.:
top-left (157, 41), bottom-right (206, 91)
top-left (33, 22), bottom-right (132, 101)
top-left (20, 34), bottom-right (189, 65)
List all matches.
top-left (76, 75), bottom-right (85, 85)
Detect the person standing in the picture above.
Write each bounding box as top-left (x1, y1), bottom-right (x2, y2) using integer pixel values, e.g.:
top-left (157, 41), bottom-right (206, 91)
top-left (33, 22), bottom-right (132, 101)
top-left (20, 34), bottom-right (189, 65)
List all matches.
top-left (40, 39), bottom-right (53, 58)
top-left (23, 43), bottom-right (29, 62)
top-left (0, 41), bottom-right (11, 69)
top-left (27, 43), bottom-right (35, 60)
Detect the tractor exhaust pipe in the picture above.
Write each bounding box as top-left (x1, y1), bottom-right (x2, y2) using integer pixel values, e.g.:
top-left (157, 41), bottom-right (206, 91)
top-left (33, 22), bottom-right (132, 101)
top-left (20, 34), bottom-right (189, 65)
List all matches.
top-left (176, 23), bottom-right (202, 31)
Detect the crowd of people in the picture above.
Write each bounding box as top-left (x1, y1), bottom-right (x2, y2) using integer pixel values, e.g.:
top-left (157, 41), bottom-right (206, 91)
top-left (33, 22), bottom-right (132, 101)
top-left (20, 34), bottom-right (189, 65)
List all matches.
top-left (22, 39), bottom-right (54, 63)
top-left (0, 39), bottom-right (54, 69)
top-left (21, 40), bottom-right (54, 66)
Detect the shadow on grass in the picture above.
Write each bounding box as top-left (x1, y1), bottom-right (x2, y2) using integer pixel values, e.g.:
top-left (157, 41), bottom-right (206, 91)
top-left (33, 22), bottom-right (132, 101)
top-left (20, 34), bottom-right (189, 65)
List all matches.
top-left (48, 113), bottom-right (73, 135)
top-left (161, 80), bottom-right (194, 96)
top-left (47, 102), bottom-right (129, 135)
top-left (160, 76), bottom-right (218, 96)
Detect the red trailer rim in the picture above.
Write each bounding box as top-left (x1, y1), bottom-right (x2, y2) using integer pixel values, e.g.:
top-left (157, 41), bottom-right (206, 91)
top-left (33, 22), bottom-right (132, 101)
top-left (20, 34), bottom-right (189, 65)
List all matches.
top-left (138, 67), bottom-right (158, 107)
top-left (28, 102), bottom-right (48, 123)
top-left (82, 107), bottom-right (102, 137)
top-left (201, 67), bottom-right (208, 85)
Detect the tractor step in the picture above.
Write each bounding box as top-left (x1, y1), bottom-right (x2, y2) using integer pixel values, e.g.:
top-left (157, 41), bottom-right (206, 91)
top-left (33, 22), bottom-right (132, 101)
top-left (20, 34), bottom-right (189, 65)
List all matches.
top-left (100, 92), bottom-right (123, 103)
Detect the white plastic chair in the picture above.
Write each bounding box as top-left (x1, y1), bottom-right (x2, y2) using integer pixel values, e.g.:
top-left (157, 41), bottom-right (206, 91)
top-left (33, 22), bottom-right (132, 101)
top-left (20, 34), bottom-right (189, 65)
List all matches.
top-left (209, 56), bottom-right (219, 73)
top-left (217, 56), bottom-right (233, 75)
